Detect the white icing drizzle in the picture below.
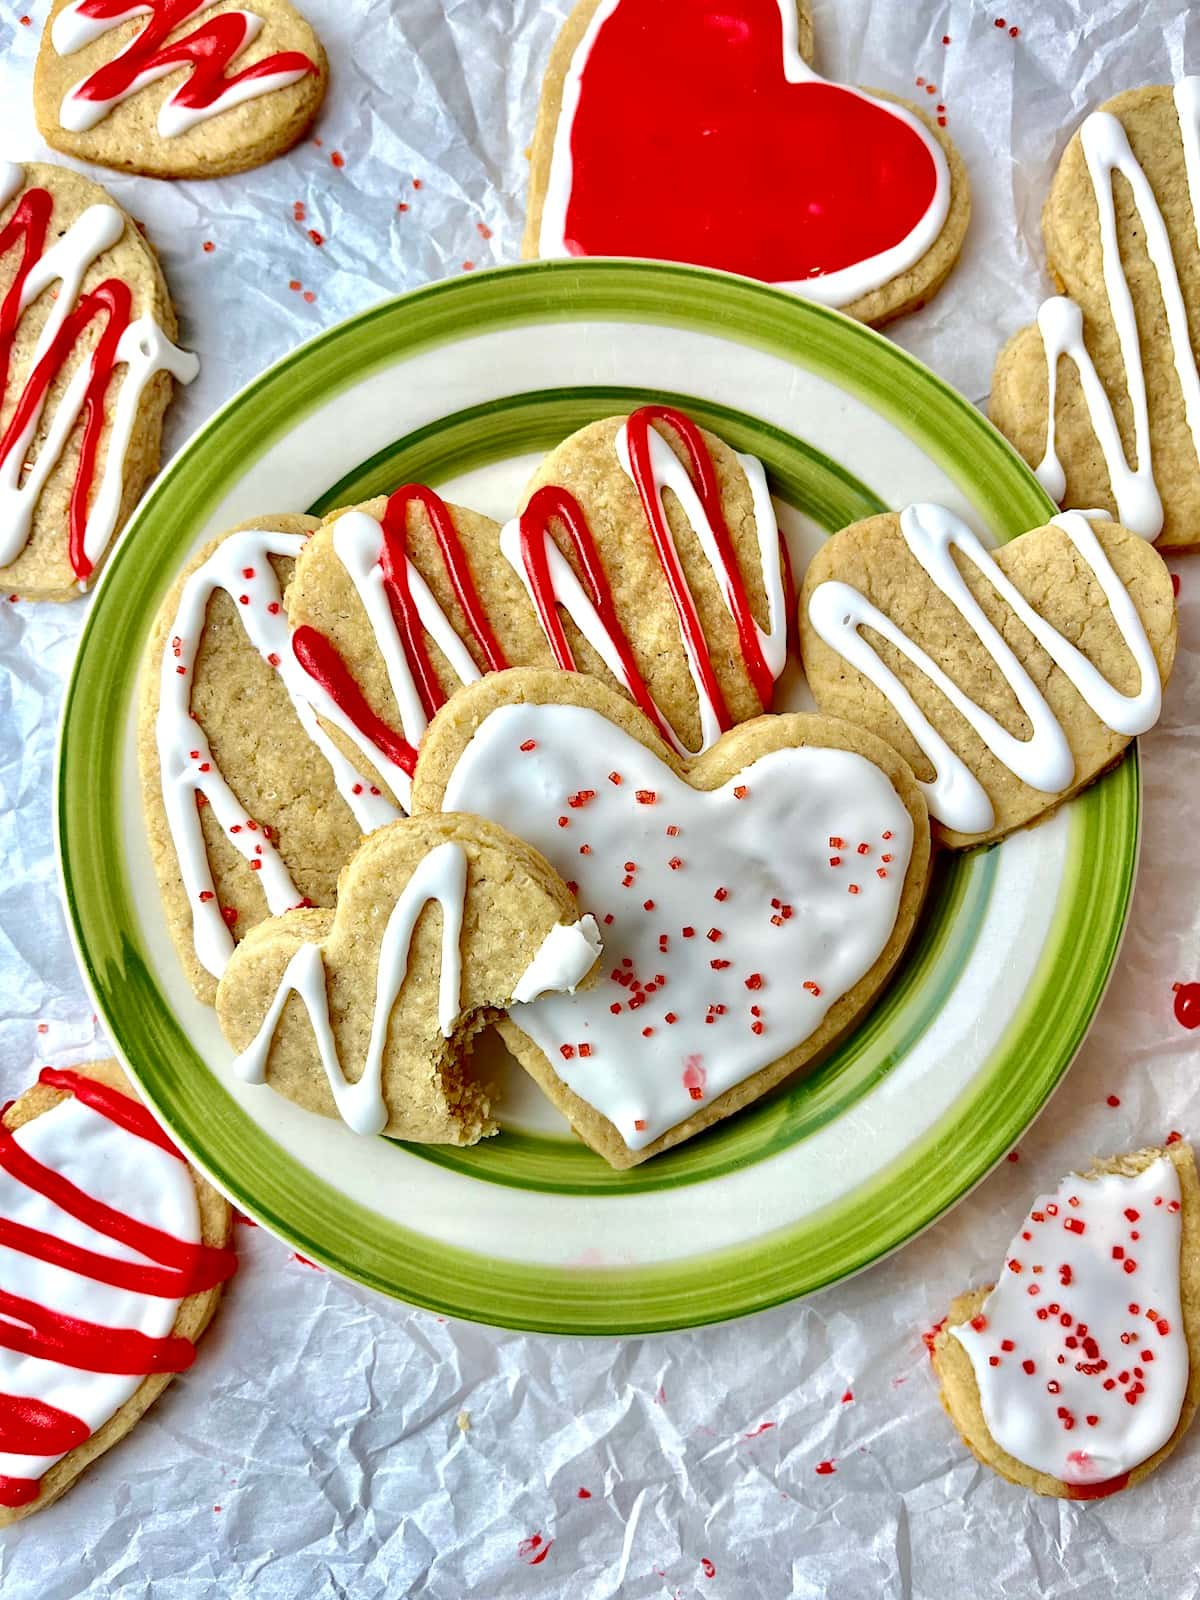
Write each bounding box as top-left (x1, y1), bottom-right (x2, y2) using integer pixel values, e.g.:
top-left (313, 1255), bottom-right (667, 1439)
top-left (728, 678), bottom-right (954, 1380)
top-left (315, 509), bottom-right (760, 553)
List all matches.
top-left (52, 0), bottom-right (312, 139)
top-left (0, 183), bottom-right (198, 579)
top-left (805, 504), bottom-right (1162, 834)
top-left (1035, 80), bottom-right (1200, 541)
top-left (0, 1093), bottom-right (197, 1484)
top-left (441, 702), bottom-right (913, 1152)
top-left (512, 916), bottom-right (603, 1004)
top-left (501, 425), bottom-right (787, 758)
top-left (155, 528), bottom-right (401, 982)
top-left (231, 840), bottom-right (468, 1137)
top-left (952, 1157), bottom-right (1189, 1487)
top-left (537, 0), bottom-right (951, 308)
top-left (327, 509), bottom-right (482, 802)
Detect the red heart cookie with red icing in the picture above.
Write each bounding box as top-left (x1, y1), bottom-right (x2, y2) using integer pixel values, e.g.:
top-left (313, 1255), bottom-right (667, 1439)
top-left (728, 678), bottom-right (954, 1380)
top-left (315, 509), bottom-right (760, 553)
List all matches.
top-left (525, 0), bottom-right (970, 326)
top-left (413, 668), bottom-right (931, 1168)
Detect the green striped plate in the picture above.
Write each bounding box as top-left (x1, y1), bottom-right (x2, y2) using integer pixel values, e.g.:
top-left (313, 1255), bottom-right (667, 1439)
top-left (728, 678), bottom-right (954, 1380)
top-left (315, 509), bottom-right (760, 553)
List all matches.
top-left (56, 260), bottom-right (1138, 1333)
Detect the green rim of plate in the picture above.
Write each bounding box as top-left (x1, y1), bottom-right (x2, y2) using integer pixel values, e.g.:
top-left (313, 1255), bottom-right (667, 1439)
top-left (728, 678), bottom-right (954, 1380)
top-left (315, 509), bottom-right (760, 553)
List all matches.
top-left (56, 260), bottom-right (1140, 1334)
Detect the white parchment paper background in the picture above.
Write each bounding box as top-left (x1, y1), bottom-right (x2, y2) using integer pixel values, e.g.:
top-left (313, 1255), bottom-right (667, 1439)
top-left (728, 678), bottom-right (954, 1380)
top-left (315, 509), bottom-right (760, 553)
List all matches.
top-left (2, 1), bottom-right (1200, 1594)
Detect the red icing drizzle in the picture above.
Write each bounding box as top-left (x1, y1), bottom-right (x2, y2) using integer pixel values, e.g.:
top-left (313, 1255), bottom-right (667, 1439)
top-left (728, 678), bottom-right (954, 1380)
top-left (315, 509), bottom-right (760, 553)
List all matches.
top-left (516, 406), bottom-right (784, 746)
top-left (0, 1070), bottom-right (237, 1508)
top-left (63, 0), bottom-right (317, 117)
top-left (1065, 1470), bottom-right (1131, 1500)
top-left (0, 188), bottom-right (132, 582)
top-left (556, 0), bottom-right (939, 287)
top-left (293, 484), bottom-right (509, 778)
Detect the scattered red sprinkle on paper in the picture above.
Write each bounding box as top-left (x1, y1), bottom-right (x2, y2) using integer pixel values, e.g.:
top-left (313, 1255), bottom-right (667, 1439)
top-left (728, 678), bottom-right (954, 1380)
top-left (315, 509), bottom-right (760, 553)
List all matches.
top-left (942, 33), bottom-right (951, 43)
top-left (1166, 1131), bottom-right (1183, 1145)
top-left (577, 1487), bottom-right (591, 1499)
top-left (397, 202), bottom-right (409, 213)
top-left (288, 279), bottom-right (301, 291)
top-left (303, 291), bottom-right (315, 304)
top-left (733, 785), bottom-right (748, 799)
top-left (1107, 1094), bottom-right (1121, 1107)
top-left (1009, 24), bottom-right (1020, 36)
top-left (815, 1460), bottom-right (836, 1475)
top-left (1173, 981), bottom-right (1200, 1028)
top-left (744, 1421), bottom-right (775, 1438)
top-left (701, 1559), bottom-right (716, 1579)
top-left (413, 177), bottom-right (423, 190)
top-left (841, 1389), bottom-right (853, 1403)
top-left (477, 221), bottom-right (494, 240)
top-left (292, 1253), bottom-right (322, 1270)
top-left (1171, 572), bottom-right (1180, 597)
top-left (462, 261), bottom-right (475, 271)
top-left (307, 229), bottom-right (324, 247)
top-left (331, 150), bottom-right (345, 169)
top-left (518, 1533), bottom-right (552, 1566)
top-left (1007, 1150), bottom-right (1020, 1162)
top-left (202, 240), bottom-right (214, 253)
top-left (520, 739), bottom-right (536, 752)
top-left (221, 906), bottom-right (238, 927)
top-left (293, 201), bottom-right (306, 221)
top-left (636, 789), bottom-right (657, 805)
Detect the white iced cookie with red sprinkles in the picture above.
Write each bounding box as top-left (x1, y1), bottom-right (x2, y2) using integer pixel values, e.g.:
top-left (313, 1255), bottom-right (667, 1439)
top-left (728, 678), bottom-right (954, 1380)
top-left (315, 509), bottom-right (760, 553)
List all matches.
top-left (932, 1141), bottom-right (1200, 1499)
top-left (413, 668), bottom-right (932, 1168)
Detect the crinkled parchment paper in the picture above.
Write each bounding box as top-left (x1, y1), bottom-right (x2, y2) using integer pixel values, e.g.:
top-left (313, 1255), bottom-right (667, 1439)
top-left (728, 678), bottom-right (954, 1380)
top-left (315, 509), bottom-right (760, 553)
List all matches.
top-left (2, 1), bottom-right (1200, 1595)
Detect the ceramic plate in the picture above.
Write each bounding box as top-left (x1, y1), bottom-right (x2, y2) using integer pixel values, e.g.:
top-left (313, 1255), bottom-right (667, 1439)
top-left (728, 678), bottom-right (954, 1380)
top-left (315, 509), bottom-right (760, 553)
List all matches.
top-left (57, 260), bottom-right (1138, 1334)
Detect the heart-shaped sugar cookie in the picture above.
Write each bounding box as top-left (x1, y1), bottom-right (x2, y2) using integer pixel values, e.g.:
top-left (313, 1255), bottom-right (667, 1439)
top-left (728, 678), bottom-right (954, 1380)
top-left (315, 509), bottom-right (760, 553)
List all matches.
top-left (0, 1061), bottom-right (234, 1523)
top-left (990, 82), bottom-right (1200, 549)
top-left (799, 505), bottom-right (1176, 848)
top-left (35, 0), bottom-right (327, 179)
top-left (526, 0), bottom-right (970, 325)
top-left (412, 668), bottom-right (931, 1168)
top-left (215, 813), bottom-right (602, 1141)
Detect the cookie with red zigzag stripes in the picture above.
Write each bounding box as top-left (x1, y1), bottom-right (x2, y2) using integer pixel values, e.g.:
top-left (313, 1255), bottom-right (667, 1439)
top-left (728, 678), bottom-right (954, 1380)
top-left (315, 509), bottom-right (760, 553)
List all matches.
top-left (0, 1060), bottom-right (234, 1524)
top-left (35, 0), bottom-right (327, 179)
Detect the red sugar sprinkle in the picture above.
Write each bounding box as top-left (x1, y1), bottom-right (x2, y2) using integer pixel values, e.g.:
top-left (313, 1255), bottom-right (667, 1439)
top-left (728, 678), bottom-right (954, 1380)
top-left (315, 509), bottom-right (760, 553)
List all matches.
top-left (560, 1045), bottom-right (575, 1060)
top-left (882, 831), bottom-right (893, 841)
top-left (267, 602), bottom-right (280, 615)
top-left (714, 887), bottom-right (728, 902)
top-left (1107, 1095), bottom-right (1121, 1107)
top-left (622, 875), bottom-right (634, 888)
top-left (750, 1005), bottom-right (761, 1017)
top-left (634, 1119), bottom-right (646, 1131)
top-left (848, 885), bottom-right (860, 896)
top-left (568, 789), bottom-right (596, 808)
top-left (635, 789), bottom-right (656, 804)
top-left (1022, 1359), bottom-right (1036, 1375)
top-left (293, 201), bottom-right (306, 220)
top-left (1064, 1218), bottom-right (1085, 1235)
top-left (642, 1027), bottom-right (653, 1038)
top-left (842, 1390), bottom-right (854, 1403)
top-left (1166, 1131), bottom-right (1183, 1145)
top-left (519, 739), bottom-right (536, 752)
top-left (751, 1021), bottom-right (764, 1035)
top-left (198, 890), bottom-right (214, 903)
top-left (578, 1043), bottom-right (591, 1058)
top-left (683, 926), bottom-right (695, 938)
top-left (711, 959), bottom-right (730, 970)
top-left (580, 845), bottom-right (592, 856)
top-left (307, 229), bottom-right (324, 246)
top-left (249, 861), bottom-right (262, 872)
top-left (745, 974), bottom-right (763, 990)
top-left (857, 843), bottom-right (870, 855)
top-left (1009, 24), bottom-right (1019, 36)
top-left (942, 33), bottom-right (951, 42)
top-left (1047, 1380), bottom-right (1061, 1394)
top-left (829, 857), bottom-right (842, 867)
top-left (267, 653), bottom-right (281, 668)
top-left (558, 817), bottom-right (569, 829)
top-left (815, 1461), bottom-right (836, 1476)
top-left (659, 935), bottom-right (669, 951)
top-left (202, 240), bottom-right (214, 253)
top-left (397, 202), bottom-right (409, 213)
top-left (331, 151), bottom-right (345, 169)
top-left (877, 869), bottom-right (888, 880)
top-left (915, 76), bottom-right (925, 86)
top-left (733, 785), bottom-right (748, 800)
top-left (643, 900), bottom-right (656, 912)
top-left (1168, 1200), bottom-right (1181, 1213)
top-left (608, 771), bottom-right (623, 785)
top-left (829, 837), bottom-right (844, 849)
top-left (970, 1315), bottom-right (988, 1332)
top-left (610, 1003), bottom-right (621, 1015)
top-left (995, 16), bottom-right (1006, 25)
top-left (1001, 1339), bottom-right (1015, 1352)
top-left (624, 862), bottom-right (636, 873)
top-left (802, 981), bottom-right (821, 996)
top-left (989, 1356), bottom-right (1000, 1367)
top-left (707, 928), bottom-right (723, 942)
top-left (666, 825), bottom-right (680, 836)
top-left (221, 906), bottom-right (238, 927)
top-left (1123, 1259), bottom-right (1138, 1274)
top-left (665, 1012), bottom-right (677, 1024)
top-left (668, 857), bottom-right (683, 871)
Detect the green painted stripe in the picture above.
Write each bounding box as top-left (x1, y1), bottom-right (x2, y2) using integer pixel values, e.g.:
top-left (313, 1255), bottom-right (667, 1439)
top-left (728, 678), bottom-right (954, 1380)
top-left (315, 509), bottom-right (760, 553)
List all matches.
top-left (57, 259), bottom-right (1138, 1333)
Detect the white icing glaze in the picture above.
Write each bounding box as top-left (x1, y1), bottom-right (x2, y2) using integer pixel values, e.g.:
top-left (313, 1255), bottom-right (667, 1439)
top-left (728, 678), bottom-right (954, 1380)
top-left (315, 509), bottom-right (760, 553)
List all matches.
top-left (501, 425), bottom-right (786, 758)
top-left (511, 916), bottom-right (602, 1004)
top-left (0, 1094), bottom-right (197, 1484)
top-left (53, 0), bottom-right (312, 139)
top-left (0, 189), bottom-right (198, 579)
top-left (1036, 80), bottom-right (1200, 541)
top-left (952, 1158), bottom-right (1189, 1487)
top-left (805, 504), bottom-right (1162, 834)
top-left (441, 702), bottom-right (913, 1152)
top-left (537, 0), bottom-right (951, 308)
top-left (155, 528), bottom-right (401, 982)
top-left (327, 509), bottom-right (482, 802)
top-left (231, 840), bottom-right (468, 1138)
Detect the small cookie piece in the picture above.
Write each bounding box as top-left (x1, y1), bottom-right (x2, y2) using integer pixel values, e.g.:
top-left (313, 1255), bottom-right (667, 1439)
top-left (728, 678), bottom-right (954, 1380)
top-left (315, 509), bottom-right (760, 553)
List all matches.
top-left (0, 1060), bottom-right (235, 1523)
top-left (0, 160), bottom-right (197, 601)
top-left (510, 406), bottom-right (790, 755)
top-left (799, 504), bottom-right (1176, 848)
top-left (284, 486), bottom-right (553, 812)
top-left (215, 813), bottom-right (601, 1141)
top-left (990, 80), bottom-right (1200, 550)
top-left (139, 516), bottom-right (397, 1005)
top-left (412, 668), bottom-right (931, 1169)
top-left (526, 0), bottom-right (970, 326)
top-left (931, 1142), bottom-right (1200, 1499)
top-left (35, 0), bottom-right (327, 180)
